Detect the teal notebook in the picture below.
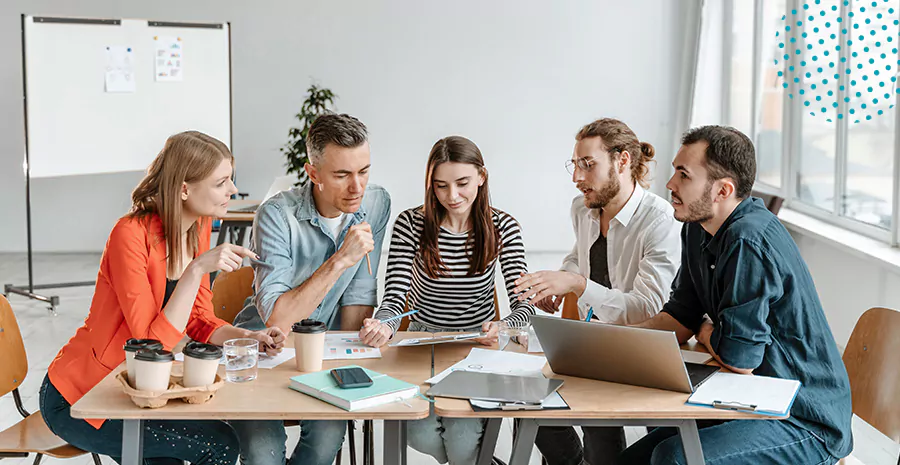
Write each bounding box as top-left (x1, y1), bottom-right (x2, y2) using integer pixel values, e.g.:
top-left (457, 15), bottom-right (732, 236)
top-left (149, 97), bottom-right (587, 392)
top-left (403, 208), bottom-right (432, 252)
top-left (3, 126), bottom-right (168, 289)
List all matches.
top-left (288, 365), bottom-right (419, 411)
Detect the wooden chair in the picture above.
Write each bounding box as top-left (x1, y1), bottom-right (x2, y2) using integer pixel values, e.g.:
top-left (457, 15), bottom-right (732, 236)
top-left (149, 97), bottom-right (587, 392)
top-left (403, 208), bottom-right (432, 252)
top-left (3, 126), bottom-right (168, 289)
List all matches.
top-left (751, 189), bottom-right (785, 215)
top-left (838, 307), bottom-right (900, 465)
top-left (211, 266), bottom-right (255, 325)
top-left (0, 295), bottom-right (102, 465)
top-left (560, 292), bottom-right (581, 320)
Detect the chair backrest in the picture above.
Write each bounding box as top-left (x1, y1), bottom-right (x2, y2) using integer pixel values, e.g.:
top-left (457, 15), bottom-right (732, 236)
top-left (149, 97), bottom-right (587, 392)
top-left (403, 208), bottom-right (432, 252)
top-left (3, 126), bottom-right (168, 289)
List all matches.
top-left (0, 295), bottom-right (28, 397)
top-left (561, 292), bottom-right (581, 320)
top-left (211, 267), bottom-right (255, 325)
top-left (842, 307), bottom-right (900, 442)
top-left (752, 190), bottom-right (785, 215)
top-left (396, 288), bottom-right (501, 331)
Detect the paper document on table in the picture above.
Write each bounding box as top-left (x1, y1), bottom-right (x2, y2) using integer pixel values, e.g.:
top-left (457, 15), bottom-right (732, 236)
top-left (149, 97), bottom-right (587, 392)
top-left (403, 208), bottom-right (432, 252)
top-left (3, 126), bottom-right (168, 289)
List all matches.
top-left (323, 334), bottom-right (382, 360)
top-left (680, 350), bottom-right (713, 365)
top-left (426, 348), bottom-right (547, 384)
top-left (174, 348), bottom-right (295, 369)
top-left (470, 391), bottom-right (568, 410)
top-left (687, 372), bottom-right (800, 416)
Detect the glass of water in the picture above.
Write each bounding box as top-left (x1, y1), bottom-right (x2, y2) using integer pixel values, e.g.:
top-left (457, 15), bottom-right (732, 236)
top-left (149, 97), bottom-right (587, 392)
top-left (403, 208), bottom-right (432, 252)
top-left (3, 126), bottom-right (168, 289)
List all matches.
top-left (223, 338), bottom-right (258, 383)
top-left (497, 321), bottom-right (529, 351)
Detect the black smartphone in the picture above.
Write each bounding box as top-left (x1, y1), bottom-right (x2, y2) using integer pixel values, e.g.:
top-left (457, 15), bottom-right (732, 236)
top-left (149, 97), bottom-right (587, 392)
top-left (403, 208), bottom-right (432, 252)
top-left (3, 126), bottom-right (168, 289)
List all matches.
top-left (330, 367), bottom-right (374, 389)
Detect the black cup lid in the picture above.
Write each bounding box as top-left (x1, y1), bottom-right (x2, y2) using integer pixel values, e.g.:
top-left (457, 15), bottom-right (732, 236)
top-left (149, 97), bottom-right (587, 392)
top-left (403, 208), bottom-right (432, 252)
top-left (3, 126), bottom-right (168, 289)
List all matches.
top-left (292, 319), bottom-right (326, 334)
top-left (124, 338), bottom-right (163, 352)
top-left (183, 342), bottom-right (223, 361)
top-left (134, 348), bottom-right (174, 362)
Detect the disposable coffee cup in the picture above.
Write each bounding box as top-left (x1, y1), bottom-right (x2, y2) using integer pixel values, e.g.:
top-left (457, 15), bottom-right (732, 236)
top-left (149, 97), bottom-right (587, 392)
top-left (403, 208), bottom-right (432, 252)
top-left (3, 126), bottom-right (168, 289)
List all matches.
top-left (182, 342), bottom-right (223, 387)
top-left (133, 348), bottom-right (174, 392)
top-left (123, 339), bottom-right (163, 387)
top-left (291, 320), bottom-right (326, 372)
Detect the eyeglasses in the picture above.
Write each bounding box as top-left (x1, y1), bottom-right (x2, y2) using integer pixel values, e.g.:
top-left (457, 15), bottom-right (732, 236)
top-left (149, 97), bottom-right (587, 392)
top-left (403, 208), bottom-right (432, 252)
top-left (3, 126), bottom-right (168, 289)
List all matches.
top-left (565, 158), bottom-right (594, 175)
top-left (565, 148), bottom-right (621, 175)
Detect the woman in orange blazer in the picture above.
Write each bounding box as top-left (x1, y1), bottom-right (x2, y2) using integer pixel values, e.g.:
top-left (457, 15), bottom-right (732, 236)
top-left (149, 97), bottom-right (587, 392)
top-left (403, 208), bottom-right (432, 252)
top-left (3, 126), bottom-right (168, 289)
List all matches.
top-left (39, 131), bottom-right (285, 465)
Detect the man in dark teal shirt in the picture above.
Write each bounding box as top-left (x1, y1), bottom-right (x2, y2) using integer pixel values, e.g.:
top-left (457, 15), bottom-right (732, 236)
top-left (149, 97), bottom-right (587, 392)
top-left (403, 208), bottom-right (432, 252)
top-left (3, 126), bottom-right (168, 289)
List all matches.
top-left (617, 126), bottom-right (852, 465)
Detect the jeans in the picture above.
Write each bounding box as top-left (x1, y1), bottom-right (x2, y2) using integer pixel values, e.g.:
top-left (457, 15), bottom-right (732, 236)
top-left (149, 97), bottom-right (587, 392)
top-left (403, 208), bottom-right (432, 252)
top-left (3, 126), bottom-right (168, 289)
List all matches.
top-left (228, 419), bottom-right (346, 465)
top-left (406, 321), bottom-right (486, 464)
top-left (40, 375), bottom-right (238, 465)
top-left (535, 425), bottom-right (625, 465)
top-left (615, 419), bottom-right (839, 465)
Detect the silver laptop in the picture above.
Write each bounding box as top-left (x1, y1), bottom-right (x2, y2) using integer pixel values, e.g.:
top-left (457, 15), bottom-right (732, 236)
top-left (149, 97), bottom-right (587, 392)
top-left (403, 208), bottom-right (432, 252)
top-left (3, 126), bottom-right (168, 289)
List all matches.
top-left (530, 315), bottom-right (718, 394)
top-left (227, 175), bottom-right (297, 213)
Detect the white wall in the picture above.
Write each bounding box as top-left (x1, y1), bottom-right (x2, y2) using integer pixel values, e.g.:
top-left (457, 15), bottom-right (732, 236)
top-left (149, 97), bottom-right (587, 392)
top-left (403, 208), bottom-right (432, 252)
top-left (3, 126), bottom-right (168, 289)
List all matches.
top-left (0, 0), bottom-right (692, 253)
top-left (790, 231), bottom-right (900, 349)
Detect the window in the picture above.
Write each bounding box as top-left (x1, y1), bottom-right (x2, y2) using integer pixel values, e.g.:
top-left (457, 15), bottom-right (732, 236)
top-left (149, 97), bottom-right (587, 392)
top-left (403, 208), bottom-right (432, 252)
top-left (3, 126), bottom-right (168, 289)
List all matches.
top-left (720, 0), bottom-right (900, 244)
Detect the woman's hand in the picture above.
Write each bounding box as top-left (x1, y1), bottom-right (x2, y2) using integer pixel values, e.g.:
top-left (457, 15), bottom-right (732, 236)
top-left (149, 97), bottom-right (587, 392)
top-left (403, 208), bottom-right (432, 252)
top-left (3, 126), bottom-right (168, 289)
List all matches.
top-left (474, 321), bottom-right (499, 346)
top-left (359, 318), bottom-right (393, 348)
top-left (246, 326), bottom-right (286, 357)
top-left (188, 243), bottom-right (257, 275)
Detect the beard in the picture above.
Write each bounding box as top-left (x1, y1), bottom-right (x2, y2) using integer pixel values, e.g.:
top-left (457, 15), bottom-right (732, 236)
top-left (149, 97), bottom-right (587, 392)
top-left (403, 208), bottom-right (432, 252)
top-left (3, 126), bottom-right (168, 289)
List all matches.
top-left (674, 181), bottom-right (714, 223)
top-left (585, 166), bottom-right (621, 210)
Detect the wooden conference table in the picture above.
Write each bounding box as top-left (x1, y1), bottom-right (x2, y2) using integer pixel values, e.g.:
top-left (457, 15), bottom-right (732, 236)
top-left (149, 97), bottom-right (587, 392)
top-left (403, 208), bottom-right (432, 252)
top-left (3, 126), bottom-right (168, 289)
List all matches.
top-left (71, 333), bottom-right (780, 465)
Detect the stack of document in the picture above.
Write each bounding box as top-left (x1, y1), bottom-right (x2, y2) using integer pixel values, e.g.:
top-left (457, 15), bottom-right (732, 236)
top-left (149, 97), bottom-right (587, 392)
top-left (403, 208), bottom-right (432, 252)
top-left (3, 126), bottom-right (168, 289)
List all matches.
top-left (687, 372), bottom-right (801, 416)
top-left (427, 348), bottom-right (548, 384)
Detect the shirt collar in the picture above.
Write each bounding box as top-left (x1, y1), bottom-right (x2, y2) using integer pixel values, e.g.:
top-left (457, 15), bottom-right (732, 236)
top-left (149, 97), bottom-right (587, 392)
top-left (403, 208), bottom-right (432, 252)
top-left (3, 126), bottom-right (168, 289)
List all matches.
top-left (591, 184), bottom-right (645, 227)
top-left (703, 196), bottom-right (762, 252)
top-left (294, 182), bottom-right (368, 223)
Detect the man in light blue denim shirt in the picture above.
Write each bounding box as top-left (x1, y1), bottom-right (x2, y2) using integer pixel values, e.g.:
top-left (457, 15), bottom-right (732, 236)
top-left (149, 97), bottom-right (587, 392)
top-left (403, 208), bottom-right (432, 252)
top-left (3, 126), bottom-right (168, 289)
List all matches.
top-left (230, 113), bottom-right (391, 465)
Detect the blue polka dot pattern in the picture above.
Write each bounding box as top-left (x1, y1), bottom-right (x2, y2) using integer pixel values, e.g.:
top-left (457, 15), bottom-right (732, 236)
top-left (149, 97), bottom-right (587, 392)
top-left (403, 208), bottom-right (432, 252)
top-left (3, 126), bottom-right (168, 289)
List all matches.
top-left (784, 0), bottom-right (898, 123)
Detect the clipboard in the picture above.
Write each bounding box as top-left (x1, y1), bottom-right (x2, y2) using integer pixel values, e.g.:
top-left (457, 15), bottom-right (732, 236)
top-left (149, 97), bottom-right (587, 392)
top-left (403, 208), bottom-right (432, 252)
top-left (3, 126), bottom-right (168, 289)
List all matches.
top-left (389, 332), bottom-right (486, 347)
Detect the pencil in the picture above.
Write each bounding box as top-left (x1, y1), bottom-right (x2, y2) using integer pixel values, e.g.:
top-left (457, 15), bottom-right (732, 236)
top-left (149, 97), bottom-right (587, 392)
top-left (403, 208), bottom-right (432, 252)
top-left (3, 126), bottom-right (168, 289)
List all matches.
top-left (365, 253), bottom-right (372, 275)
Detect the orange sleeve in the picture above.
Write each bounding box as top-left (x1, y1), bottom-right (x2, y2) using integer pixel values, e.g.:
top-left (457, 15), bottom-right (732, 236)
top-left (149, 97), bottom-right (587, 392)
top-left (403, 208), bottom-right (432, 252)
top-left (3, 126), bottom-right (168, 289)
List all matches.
top-left (186, 218), bottom-right (228, 342)
top-left (106, 219), bottom-right (184, 349)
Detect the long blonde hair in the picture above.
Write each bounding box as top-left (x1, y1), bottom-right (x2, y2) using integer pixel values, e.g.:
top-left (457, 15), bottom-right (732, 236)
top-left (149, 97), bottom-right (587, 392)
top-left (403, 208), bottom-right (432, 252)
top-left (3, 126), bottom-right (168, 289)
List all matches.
top-left (129, 131), bottom-right (233, 277)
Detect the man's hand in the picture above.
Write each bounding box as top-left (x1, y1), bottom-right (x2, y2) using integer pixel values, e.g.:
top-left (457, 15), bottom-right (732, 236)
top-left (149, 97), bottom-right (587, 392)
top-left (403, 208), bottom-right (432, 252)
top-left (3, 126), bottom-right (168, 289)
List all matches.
top-left (696, 320), bottom-right (714, 352)
top-left (532, 295), bottom-right (564, 313)
top-left (336, 223), bottom-right (374, 269)
top-left (247, 326), bottom-right (286, 357)
top-left (513, 271), bottom-right (587, 304)
top-left (359, 318), bottom-right (393, 348)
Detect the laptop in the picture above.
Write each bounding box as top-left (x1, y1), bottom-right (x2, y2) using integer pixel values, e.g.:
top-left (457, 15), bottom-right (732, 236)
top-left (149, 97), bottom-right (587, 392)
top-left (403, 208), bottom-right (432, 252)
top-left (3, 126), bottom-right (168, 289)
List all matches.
top-left (227, 175), bottom-right (297, 213)
top-left (530, 315), bottom-right (719, 394)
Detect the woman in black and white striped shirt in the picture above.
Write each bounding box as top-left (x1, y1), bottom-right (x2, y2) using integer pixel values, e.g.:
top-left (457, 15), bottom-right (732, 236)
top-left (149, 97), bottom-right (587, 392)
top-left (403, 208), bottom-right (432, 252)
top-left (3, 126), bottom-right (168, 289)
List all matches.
top-left (358, 135), bottom-right (535, 464)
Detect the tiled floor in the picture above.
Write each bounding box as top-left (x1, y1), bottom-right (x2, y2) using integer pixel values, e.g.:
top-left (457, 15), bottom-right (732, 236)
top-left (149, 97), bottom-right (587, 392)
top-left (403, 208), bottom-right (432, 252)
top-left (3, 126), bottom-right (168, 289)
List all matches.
top-left (1, 251), bottom-right (897, 465)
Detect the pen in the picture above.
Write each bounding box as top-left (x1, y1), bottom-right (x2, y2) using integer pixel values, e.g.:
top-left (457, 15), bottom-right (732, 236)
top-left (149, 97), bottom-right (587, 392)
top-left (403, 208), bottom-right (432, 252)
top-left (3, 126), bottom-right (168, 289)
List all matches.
top-left (711, 400), bottom-right (757, 411)
top-left (365, 253), bottom-right (372, 275)
top-left (377, 309), bottom-right (419, 325)
top-left (584, 307), bottom-right (594, 322)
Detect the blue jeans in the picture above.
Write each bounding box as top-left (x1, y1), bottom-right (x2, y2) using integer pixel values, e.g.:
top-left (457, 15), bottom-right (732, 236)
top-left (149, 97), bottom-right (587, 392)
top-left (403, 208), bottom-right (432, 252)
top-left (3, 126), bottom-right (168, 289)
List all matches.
top-left (40, 375), bottom-right (238, 465)
top-left (406, 321), bottom-right (486, 464)
top-left (228, 419), bottom-right (346, 465)
top-left (615, 419), bottom-right (839, 465)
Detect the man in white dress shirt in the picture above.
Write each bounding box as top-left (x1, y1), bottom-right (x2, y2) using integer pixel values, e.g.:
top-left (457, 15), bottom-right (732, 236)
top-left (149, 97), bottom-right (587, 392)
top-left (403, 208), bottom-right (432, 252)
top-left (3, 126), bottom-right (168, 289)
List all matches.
top-left (514, 118), bottom-right (682, 465)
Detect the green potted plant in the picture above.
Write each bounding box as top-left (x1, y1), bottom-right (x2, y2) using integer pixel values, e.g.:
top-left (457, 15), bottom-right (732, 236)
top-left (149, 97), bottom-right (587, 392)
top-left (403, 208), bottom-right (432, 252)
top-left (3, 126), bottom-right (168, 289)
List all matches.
top-left (281, 84), bottom-right (337, 186)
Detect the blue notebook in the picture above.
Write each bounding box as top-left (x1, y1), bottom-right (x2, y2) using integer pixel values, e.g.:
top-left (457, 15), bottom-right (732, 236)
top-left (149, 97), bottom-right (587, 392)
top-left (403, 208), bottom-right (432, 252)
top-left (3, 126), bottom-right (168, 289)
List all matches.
top-left (289, 365), bottom-right (419, 411)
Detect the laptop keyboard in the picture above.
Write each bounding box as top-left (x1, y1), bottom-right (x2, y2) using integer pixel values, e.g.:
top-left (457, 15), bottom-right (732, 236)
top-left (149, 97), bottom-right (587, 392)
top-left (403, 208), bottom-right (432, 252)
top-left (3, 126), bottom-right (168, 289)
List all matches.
top-left (685, 362), bottom-right (720, 390)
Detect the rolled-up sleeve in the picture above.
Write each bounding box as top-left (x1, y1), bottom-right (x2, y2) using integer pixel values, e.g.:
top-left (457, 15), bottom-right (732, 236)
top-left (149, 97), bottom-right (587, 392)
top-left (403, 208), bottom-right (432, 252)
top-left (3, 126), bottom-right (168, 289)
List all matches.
top-left (251, 202), bottom-right (295, 323)
top-left (710, 239), bottom-right (780, 371)
top-left (339, 190), bottom-right (391, 308)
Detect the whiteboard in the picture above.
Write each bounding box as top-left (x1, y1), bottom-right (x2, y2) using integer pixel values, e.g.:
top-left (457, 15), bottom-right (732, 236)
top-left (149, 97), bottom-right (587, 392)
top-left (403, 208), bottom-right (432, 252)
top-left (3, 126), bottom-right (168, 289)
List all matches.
top-left (23, 17), bottom-right (231, 178)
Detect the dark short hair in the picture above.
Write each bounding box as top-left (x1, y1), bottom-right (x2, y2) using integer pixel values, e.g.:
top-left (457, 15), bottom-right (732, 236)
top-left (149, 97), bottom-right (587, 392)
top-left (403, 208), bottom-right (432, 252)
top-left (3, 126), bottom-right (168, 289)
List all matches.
top-left (306, 112), bottom-right (368, 164)
top-left (681, 125), bottom-right (756, 199)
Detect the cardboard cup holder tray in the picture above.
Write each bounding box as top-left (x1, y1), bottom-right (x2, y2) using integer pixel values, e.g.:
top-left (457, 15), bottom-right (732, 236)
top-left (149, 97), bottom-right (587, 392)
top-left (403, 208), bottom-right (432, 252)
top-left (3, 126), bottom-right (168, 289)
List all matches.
top-left (116, 369), bottom-right (225, 408)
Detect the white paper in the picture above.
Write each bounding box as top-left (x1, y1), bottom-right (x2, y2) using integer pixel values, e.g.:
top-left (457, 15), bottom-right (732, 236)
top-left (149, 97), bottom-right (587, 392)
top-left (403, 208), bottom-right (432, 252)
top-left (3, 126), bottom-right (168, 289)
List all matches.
top-left (426, 348), bottom-right (547, 384)
top-left (681, 350), bottom-right (713, 365)
top-left (470, 391), bottom-right (568, 410)
top-left (174, 347), bottom-right (295, 369)
top-left (687, 372), bottom-right (801, 415)
top-left (154, 36), bottom-right (183, 81)
top-left (104, 45), bottom-right (135, 93)
top-left (323, 334), bottom-right (382, 360)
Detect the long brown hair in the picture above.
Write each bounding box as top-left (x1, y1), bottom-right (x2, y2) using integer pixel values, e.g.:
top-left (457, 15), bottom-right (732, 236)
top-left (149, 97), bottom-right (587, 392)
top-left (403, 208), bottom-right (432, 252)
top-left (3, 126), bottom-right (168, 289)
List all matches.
top-left (576, 118), bottom-right (656, 188)
top-left (420, 136), bottom-right (499, 278)
top-left (129, 131), bottom-right (233, 277)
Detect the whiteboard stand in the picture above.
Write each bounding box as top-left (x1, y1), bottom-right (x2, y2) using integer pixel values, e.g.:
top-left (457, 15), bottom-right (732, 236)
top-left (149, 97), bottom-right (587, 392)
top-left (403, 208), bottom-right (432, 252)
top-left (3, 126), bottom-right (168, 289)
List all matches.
top-left (4, 15), bottom-right (233, 314)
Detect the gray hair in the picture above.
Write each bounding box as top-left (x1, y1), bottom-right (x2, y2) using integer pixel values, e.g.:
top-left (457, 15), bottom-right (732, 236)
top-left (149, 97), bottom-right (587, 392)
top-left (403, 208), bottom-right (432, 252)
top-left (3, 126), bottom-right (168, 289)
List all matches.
top-left (306, 112), bottom-right (369, 165)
